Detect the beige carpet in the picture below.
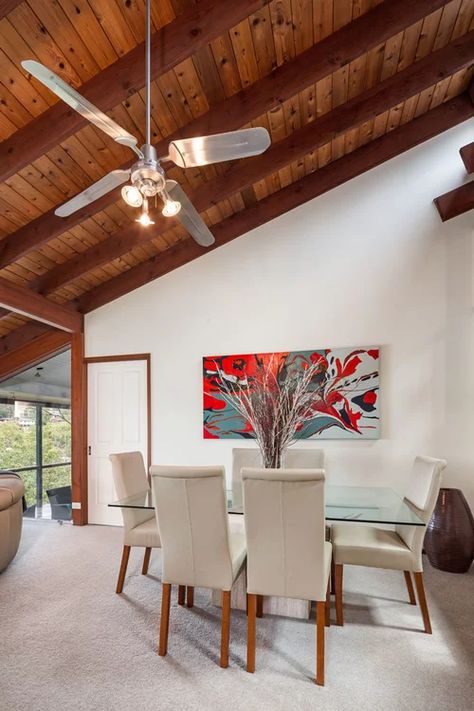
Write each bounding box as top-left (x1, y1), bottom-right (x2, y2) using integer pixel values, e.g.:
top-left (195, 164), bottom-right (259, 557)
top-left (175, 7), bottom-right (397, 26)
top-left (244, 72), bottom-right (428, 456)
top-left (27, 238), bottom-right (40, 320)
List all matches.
top-left (0, 520), bottom-right (473, 711)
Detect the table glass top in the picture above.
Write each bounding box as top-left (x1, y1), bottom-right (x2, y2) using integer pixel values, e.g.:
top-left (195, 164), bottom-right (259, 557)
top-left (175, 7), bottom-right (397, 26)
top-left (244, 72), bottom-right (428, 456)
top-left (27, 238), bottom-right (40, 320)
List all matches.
top-left (109, 484), bottom-right (425, 526)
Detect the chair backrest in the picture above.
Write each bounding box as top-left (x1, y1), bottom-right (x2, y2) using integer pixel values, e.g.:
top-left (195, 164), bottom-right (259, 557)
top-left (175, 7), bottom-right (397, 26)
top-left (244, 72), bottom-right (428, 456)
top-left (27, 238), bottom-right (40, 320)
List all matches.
top-left (232, 447), bottom-right (325, 507)
top-left (283, 448), bottom-right (324, 469)
top-left (109, 451), bottom-right (153, 532)
top-left (150, 465), bottom-right (234, 590)
top-left (396, 456), bottom-right (447, 568)
top-left (232, 448), bottom-right (262, 507)
top-left (242, 467), bottom-right (327, 601)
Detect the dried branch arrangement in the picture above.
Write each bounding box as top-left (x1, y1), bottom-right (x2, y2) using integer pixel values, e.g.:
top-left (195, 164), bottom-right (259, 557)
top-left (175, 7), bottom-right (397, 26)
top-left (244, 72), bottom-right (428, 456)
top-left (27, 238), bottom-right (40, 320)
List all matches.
top-left (215, 355), bottom-right (325, 468)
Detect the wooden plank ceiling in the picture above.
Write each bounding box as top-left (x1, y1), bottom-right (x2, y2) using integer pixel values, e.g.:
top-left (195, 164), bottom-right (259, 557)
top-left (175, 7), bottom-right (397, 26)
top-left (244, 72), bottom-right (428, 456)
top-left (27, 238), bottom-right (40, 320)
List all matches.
top-left (0, 0), bottom-right (473, 355)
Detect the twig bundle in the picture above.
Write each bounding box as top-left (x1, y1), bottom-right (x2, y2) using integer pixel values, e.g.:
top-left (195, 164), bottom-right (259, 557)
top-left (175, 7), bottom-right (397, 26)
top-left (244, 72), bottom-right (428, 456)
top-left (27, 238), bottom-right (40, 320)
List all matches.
top-left (215, 355), bottom-right (324, 468)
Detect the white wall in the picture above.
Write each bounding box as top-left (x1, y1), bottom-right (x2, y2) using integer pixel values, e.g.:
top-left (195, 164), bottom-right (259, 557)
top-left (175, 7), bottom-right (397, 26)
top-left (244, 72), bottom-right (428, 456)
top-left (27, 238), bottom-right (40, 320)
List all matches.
top-left (85, 121), bottom-right (474, 508)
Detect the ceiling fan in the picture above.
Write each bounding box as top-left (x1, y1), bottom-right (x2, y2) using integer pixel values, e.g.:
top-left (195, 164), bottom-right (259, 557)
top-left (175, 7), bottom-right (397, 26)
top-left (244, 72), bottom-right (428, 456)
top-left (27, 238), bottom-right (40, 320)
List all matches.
top-left (21, 0), bottom-right (271, 247)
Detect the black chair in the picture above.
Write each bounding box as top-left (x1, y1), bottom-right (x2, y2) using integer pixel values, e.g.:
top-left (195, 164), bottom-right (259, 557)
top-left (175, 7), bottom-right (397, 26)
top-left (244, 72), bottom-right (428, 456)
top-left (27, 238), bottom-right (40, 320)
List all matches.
top-left (46, 485), bottom-right (72, 521)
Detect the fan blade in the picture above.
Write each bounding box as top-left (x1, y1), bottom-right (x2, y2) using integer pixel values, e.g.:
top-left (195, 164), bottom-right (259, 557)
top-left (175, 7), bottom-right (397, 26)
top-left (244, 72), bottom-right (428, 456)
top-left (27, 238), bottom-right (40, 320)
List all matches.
top-left (55, 169), bottom-right (131, 217)
top-left (22, 60), bottom-right (140, 153)
top-left (166, 181), bottom-right (215, 247)
top-left (168, 127), bottom-right (271, 168)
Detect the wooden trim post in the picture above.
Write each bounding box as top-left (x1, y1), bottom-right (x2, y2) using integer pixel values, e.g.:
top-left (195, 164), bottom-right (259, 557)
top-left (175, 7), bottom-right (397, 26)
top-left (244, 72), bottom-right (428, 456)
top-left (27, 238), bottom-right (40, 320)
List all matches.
top-left (71, 332), bottom-right (87, 525)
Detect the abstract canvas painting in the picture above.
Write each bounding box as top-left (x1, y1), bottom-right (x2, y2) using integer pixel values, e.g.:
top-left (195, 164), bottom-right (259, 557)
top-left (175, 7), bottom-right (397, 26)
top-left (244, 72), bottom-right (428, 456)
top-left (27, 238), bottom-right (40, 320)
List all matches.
top-left (203, 347), bottom-right (380, 440)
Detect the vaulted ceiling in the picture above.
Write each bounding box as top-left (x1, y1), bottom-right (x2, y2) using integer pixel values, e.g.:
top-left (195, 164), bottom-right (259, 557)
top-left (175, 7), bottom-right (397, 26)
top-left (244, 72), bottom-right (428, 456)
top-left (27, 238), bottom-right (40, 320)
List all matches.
top-left (0, 0), bottom-right (473, 359)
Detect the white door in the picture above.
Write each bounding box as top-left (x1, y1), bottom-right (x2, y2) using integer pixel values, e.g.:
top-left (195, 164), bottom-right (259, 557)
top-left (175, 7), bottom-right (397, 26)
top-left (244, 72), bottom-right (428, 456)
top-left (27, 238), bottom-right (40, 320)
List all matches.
top-left (87, 359), bottom-right (148, 525)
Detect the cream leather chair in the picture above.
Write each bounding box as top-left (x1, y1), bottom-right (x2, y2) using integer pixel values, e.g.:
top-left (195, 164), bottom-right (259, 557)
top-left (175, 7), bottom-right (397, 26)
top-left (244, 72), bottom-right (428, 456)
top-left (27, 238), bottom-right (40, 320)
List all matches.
top-left (109, 452), bottom-right (161, 594)
top-left (331, 456), bottom-right (446, 634)
top-left (284, 447), bottom-right (325, 469)
top-left (232, 447), bottom-right (324, 507)
top-left (232, 448), bottom-right (261, 508)
top-left (242, 467), bottom-right (331, 685)
top-left (151, 465), bottom-right (246, 668)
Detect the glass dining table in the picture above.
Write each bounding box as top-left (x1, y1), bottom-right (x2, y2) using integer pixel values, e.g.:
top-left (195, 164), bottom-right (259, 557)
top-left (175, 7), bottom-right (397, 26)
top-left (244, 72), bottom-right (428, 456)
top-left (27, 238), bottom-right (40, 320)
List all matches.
top-left (109, 484), bottom-right (425, 526)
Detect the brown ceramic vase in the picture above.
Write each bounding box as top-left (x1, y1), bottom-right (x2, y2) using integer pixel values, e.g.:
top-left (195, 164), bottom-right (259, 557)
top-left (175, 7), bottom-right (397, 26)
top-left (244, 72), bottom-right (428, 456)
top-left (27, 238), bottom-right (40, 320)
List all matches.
top-left (425, 488), bottom-right (474, 574)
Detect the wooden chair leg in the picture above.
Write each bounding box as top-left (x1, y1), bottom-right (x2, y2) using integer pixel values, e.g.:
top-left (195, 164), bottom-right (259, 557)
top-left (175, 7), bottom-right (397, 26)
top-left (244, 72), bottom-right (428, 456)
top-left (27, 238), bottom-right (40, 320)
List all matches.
top-left (186, 585), bottom-right (194, 608)
top-left (220, 590), bottom-right (231, 668)
top-left (178, 585), bottom-right (186, 605)
top-left (413, 572), bottom-right (432, 634)
top-left (115, 545), bottom-right (131, 594)
top-left (331, 553), bottom-right (336, 595)
top-left (335, 564), bottom-right (344, 626)
top-left (247, 593), bottom-right (257, 673)
top-left (404, 571), bottom-right (416, 605)
top-left (142, 547), bottom-right (151, 575)
top-left (159, 583), bottom-right (171, 656)
top-left (316, 600), bottom-right (326, 686)
top-left (256, 594), bottom-right (263, 618)
top-left (325, 580), bottom-right (331, 627)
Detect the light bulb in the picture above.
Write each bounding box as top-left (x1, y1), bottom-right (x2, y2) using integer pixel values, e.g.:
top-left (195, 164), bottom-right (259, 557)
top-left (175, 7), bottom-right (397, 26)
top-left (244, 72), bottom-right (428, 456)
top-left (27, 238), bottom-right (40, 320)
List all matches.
top-left (136, 210), bottom-right (154, 227)
top-left (121, 184), bottom-right (143, 208)
top-left (135, 197), bottom-right (154, 227)
top-left (162, 199), bottom-right (181, 217)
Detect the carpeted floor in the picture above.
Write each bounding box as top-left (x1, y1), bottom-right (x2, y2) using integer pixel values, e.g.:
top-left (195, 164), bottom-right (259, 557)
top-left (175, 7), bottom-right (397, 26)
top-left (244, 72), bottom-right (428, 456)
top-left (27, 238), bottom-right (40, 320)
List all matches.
top-left (0, 521), bottom-right (473, 711)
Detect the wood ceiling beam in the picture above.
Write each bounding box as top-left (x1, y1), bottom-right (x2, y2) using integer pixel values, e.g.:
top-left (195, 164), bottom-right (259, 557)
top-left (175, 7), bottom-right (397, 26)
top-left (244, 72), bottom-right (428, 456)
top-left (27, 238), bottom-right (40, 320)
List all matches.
top-left (0, 0), bottom-right (454, 270)
top-left (469, 79), bottom-right (474, 104)
top-left (28, 33), bottom-right (474, 300)
top-left (0, 327), bottom-right (70, 380)
top-left (0, 322), bottom-right (53, 357)
top-left (0, 277), bottom-right (82, 332)
top-left (0, 0), bottom-right (269, 184)
top-left (77, 93), bottom-right (473, 314)
top-left (460, 142), bottom-right (474, 173)
top-left (434, 181), bottom-right (474, 221)
top-left (0, 1), bottom-right (22, 20)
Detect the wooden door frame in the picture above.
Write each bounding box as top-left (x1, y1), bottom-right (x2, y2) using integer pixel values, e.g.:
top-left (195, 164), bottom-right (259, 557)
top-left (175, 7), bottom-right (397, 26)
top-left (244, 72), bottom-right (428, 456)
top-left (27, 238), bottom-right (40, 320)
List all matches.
top-left (81, 353), bottom-right (152, 526)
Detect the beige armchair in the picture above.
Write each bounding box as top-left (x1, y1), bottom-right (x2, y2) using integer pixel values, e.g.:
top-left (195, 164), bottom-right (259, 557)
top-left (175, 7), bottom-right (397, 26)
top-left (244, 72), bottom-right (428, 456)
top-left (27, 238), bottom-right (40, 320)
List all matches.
top-left (242, 467), bottom-right (331, 685)
top-left (150, 465), bottom-right (246, 668)
top-left (109, 452), bottom-right (161, 593)
top-left (331, 455), bottom-right (447, 634)
top-left (0, 473), bottom-right (24, 573)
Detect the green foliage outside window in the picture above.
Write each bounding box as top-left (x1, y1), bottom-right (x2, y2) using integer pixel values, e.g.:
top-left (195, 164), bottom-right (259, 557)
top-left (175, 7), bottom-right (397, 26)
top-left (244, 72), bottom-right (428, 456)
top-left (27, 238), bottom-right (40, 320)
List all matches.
top-left (0, 404), bottom-right (71, 507)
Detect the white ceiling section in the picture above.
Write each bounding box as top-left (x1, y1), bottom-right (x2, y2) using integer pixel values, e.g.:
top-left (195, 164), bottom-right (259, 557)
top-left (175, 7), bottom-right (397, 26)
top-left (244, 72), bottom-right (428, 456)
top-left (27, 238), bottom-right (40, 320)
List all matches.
top-left (0, 350), bottom-right (71, 405)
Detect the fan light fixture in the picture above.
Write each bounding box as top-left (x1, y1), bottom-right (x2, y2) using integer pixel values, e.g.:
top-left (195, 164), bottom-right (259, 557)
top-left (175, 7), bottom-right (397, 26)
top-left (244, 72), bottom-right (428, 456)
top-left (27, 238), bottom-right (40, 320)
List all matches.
top-left (24, 0), bottom-right (271, 248)
top-left (121, 184), bottom-right (143, 208)
top-left (162, 198), bottom-right (181, 217)
top-left (136, 198), bottom-right (154, 227)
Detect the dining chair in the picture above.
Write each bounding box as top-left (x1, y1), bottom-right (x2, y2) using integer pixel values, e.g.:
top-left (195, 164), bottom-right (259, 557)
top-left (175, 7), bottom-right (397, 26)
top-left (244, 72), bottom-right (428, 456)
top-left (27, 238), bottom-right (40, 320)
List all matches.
top-left (242, 467), bottom-right (331, 685)
top-left (231, 448), bottom-right (261, 508)
top-left (109, 451), bottom-right (161, 594)
top-left (150, 465), bottom-right (247, 668)
top-left (231, 447), bottom-right (324, 507)
top-left (284, 447), bottom-right (325, 469)
top-left (331, 455), bottom-right (447, 633)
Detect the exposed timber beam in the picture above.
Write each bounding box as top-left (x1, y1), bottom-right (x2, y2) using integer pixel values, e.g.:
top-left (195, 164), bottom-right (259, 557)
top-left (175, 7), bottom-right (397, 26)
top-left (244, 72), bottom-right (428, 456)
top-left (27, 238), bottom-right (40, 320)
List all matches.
top-left (26, 33), bottom-right (474, 300)
top-left (0, 277), bottom-right (82, 332)
top-left (0, 1), bottom-right (22, 20)
top-left (0, 327), bottom-right (70, 380)
top-left (0, 322), bottom-right (53, 357)
top-left (434, 181), bottom-right (474, 221)
top-left (0, 0), bottom-right (455, 269)
top-left (0, 0), bottom-right (269, 184)
top-left (460, 142), bottom-right (474, 173)
top-left (77, 93), bottom-right (473, 313)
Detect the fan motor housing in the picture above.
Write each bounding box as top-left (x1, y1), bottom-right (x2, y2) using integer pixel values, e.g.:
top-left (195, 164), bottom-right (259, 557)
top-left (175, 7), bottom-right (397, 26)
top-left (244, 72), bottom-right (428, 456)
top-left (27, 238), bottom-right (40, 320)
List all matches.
top-left (131, 144), bottom-right (166, 197)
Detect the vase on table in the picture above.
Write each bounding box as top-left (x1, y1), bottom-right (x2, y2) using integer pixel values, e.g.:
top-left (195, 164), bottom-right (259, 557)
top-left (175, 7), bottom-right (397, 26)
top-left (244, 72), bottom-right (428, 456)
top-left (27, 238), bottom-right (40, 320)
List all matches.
top-left (425, 488), bottom-right (474, 573)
